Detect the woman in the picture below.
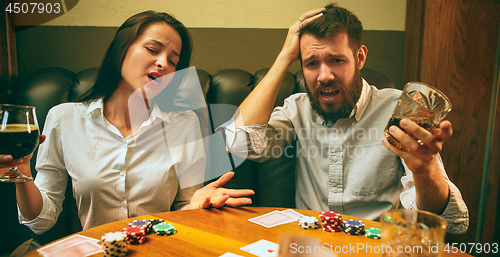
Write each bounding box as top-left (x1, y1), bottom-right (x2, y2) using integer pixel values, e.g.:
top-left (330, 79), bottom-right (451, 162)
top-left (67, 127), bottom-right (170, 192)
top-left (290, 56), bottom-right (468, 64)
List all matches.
top-left (0, 11), bottom-right (253, 234)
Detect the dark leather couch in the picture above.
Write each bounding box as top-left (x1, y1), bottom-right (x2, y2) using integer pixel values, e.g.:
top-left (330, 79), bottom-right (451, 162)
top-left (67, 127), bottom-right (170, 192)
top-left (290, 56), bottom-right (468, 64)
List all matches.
top-left (0, 66), bottom-right (394, 254)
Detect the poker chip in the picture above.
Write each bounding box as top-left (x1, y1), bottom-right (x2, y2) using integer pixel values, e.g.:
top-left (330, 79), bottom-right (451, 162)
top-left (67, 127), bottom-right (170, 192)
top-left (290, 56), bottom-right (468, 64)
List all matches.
top-left (101, 232), bottom-right (128, 257)
top-left (153, 222), bottom-right (177, 236)
top-left (298, 216), bottom-right (320, 230)
top-left (319, 211), bottom-right (343, 232)
top-left (343, 219), bottom-right (365, 235)
top-left (122, 226), bottom-right (146, 244)
top-left (383, 214), bottom-right (393, 223)
top-left (149, 219), bottom-right (165, 226)
top-left (129, 219), bottom-right (152, 233)
top-left (148, 219), bottom-right (165, 234)
top-left (365, 227), bottom-right (381, 239)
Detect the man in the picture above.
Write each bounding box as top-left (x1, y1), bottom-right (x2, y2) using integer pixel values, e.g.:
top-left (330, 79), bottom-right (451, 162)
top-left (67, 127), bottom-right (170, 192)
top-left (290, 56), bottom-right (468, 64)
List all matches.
top-left (221, 4), bottom-right (468, 233)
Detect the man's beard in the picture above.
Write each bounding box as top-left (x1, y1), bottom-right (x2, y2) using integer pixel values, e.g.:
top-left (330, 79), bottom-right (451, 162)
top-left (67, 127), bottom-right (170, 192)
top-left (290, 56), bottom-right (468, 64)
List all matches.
top-left (305, 68), bottom-right (363, 122)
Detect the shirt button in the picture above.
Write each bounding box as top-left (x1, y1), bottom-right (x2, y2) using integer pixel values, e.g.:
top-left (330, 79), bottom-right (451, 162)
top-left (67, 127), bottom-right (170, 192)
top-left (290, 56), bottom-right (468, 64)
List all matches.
top-left (332, 187), bottom-right (339, 193)
top-left (336, 129), bottom-right (341, 133)
top-left (120, 171), bottom-right (125, 176)
top-left (333, 157), bottom-right (338, 162)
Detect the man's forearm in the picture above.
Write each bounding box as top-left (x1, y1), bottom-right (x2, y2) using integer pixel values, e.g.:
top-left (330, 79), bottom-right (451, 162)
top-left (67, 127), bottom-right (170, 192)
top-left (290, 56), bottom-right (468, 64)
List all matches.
top-left (412, 159), bottom-right (450, 214)
top-left (236, 53), bottom-right (295, 127)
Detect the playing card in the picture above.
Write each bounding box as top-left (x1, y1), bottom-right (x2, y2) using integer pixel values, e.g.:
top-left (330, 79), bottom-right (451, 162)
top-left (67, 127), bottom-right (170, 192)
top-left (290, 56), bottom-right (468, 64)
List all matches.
top-left (219, 252), bottom-right (244, 257)
top-left (42, 241), bottom-right (102, 257)
top-left (280, 209), bottom-right (304, 220)
top-left (240, 239), bottom-right (279, 257)
top-left (248, 210), bottom-right (297, 228)
top-left (37, 235), bottom-right (100, 255)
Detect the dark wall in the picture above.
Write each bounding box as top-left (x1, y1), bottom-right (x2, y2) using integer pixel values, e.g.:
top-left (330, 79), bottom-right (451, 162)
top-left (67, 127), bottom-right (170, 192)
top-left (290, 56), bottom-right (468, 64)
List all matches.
top-left (15, 26), bottom-right (404, 88)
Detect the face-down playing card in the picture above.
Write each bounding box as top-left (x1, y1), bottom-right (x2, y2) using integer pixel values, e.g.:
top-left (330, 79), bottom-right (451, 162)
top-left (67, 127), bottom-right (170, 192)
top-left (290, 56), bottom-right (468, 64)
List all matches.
top-left (247, 210), bottom-right (297, 228)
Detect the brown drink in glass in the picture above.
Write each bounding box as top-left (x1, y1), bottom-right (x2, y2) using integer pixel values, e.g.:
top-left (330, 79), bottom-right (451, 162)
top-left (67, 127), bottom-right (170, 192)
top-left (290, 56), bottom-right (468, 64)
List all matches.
top-left (384, 82), bottom-right (452, 151)
top-left (0, 104), bottom-right (40, 182)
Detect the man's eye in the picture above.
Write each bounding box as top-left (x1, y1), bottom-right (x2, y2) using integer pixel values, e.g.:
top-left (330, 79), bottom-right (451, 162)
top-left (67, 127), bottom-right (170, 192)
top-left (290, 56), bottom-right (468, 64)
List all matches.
top-left (306, 61), bottom-right (317, 67)
top-left (331, 59), bottom-right (343, 63)
top-left (169, 60), bottom-right (177, 67)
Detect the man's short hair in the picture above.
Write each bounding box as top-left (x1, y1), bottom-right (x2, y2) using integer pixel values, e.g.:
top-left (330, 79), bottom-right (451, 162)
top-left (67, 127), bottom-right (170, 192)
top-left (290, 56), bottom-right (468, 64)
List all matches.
top-left (301, 3), bottom-right (363, 54)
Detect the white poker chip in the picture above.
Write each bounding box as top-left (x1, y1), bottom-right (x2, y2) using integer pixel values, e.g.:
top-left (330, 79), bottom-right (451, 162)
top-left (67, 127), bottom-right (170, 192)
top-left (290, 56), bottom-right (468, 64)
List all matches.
top-left (102, 232), bottom-right (128, 257)
top-left (298, 216), bottom-right (320, 229)
top-left (298, 216), bottom-right (319, 224)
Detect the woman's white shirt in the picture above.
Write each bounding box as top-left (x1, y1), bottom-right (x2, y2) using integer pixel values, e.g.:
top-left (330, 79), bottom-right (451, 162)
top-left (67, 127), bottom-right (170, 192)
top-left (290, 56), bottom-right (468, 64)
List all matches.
top-left (19, 99), bottom-right (205, 234)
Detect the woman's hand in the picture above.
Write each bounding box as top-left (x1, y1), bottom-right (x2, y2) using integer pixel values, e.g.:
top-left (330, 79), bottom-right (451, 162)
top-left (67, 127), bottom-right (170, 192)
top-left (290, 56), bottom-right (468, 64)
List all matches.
top-left (188, 171), bottom-right (255, 209)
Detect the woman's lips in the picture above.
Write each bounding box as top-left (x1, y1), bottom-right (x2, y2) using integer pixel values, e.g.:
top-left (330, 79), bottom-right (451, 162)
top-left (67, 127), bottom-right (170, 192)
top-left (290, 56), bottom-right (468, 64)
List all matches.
top-left (147, 72), bottom-right (162, 86)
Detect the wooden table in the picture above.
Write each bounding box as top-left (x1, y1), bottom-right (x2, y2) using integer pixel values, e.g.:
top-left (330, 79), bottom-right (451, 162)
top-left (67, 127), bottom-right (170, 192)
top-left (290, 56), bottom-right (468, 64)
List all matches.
top-left (26, 207), bottom-right (473, 256)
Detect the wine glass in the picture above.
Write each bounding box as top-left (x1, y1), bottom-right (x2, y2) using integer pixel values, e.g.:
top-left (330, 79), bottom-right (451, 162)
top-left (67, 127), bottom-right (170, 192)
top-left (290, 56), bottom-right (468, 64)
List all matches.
top-left (0, 104), bottom-right (40, 182)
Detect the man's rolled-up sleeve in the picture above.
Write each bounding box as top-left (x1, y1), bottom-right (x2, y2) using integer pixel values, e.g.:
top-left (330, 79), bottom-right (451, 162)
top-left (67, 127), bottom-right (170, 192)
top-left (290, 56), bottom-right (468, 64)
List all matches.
top-left (400, 155), bottom-right (469, 234)
top-left (217, 117), bottom-right (272, 159)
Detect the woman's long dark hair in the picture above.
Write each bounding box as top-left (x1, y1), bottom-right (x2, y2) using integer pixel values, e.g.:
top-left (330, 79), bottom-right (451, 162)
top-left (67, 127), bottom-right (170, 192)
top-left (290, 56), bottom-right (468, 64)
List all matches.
top-left (78, 10), bottom-right (192, 103)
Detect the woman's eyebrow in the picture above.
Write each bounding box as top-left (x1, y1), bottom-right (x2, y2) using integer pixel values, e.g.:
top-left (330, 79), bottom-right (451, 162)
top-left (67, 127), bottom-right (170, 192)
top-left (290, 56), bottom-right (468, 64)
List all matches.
top-left (149, 39), bottom-right (180, 57)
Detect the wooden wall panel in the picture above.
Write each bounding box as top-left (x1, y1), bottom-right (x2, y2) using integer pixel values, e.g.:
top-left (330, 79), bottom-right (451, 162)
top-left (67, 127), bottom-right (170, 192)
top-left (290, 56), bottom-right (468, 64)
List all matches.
top-left (0, 0), bottom-right (17, 96)
top-left (403, 0), bottom-right (500, 248)
top-left (483, 71), bottom-right (500, 250)
top-left (402, 0), bottom-right (424, 83)
top-left (1, 0), bottom-right (9, 93)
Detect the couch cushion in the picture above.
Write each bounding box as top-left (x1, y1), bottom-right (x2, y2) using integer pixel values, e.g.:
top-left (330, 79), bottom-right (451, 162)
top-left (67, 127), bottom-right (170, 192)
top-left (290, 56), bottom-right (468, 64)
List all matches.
top-left (71, 68), bottom-right (99, 101)
top-left (206, 69), bottom-right (258, 205)
top-left (253, 68), bottom-right (297, 208)
top-left (253, 68), bottom-right (296, 108)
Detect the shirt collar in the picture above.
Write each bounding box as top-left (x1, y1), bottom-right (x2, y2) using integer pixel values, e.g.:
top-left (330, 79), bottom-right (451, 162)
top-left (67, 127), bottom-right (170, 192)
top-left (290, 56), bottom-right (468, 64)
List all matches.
top-left (87, 98), bottom-right (104, 116)
top-left (351, 78), bottom-right (372, 122)
top-left (148, 103), bottom-right (172, 124)
top-left (86, 98), bottom-right (171, 124)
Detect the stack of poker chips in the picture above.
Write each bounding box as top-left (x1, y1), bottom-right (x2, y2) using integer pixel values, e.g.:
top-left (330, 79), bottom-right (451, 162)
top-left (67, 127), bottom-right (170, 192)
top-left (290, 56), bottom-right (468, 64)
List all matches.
top-left (122, 226), bottom-right (146, 244)
top-left (298, 216), bottom-right (320, 230)
top-left (128, 219), bottom-right (152, 234)
top-left (153, 222), bottom-right (177, 236)
top-left (149, 219), bottom-right (165, 234)
top-left (343, 219), bottom-right (365, 235)
top-left (365, 227), bottom-right (381, 239)
top-left (319, 211), bottom-right (343, 232)
top-left (101, 232), bottom-right (128, 257)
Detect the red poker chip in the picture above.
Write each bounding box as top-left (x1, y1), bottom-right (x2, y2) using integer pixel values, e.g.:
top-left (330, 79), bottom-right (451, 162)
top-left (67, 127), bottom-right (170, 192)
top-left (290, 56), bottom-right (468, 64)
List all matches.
top-left (122, 226), bottom-right (146, 244)
top-left (319, 212), bottom-right (342, 221)
top-left (322, 226), bottom-right (342, 232)
top-left (123, 226), bottom-right (144, 234)
top-left (324, 220), bottom-right (340, 223)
